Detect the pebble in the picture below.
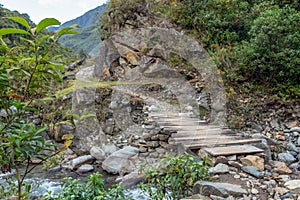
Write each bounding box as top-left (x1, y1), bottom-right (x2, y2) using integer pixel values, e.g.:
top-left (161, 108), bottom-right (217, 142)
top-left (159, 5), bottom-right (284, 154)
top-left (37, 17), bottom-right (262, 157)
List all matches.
top-left (251, 188), bottom-right (259, 195)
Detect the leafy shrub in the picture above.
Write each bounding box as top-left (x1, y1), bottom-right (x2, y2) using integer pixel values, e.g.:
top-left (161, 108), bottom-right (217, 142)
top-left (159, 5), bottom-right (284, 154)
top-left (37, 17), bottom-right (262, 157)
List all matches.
top-left (44, 172), bottom-right (132, 200)
top-left (236, 5), bottom-right (300, 88)
top-left (139, 153), bottom-right (211, 200)
top-left (0, 17), bottom-right (77, 199)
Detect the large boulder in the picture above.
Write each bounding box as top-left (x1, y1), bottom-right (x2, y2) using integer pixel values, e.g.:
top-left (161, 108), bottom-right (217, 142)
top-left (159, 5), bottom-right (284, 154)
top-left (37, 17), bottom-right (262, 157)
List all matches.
top-left (102, 146), bottom-right (139, 175)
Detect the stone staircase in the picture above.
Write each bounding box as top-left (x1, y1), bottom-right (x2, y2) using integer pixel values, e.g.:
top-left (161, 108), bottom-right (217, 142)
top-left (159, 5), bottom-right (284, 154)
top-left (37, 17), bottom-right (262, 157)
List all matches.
top-left (149, 113), bottom-right (264, 156)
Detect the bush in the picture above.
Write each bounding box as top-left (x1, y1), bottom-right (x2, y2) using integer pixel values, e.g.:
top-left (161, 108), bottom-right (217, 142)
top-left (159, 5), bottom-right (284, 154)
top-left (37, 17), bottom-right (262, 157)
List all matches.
top-left (0, 17), bottom-right (77, 199)
top-left (139, 153), bottom-right (211, 200)
top-left (236, 5), bottom-right (300, 88)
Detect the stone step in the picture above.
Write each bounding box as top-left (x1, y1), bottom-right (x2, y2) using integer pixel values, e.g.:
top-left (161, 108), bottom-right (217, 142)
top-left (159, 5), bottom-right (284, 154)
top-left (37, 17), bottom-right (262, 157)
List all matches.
top-left (203, 145), bottom-right (264, 156)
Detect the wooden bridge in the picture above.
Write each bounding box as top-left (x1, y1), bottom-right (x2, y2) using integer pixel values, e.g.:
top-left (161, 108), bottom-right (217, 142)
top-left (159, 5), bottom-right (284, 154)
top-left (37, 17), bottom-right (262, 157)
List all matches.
top-left (149, 113), bottom-right (264, 156)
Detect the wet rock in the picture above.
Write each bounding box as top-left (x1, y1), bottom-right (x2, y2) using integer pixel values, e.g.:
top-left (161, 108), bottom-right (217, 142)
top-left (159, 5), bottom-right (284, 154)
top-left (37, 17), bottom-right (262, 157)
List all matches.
top-left (241, 166), bottom-right (264, 178)
top-left (278, 153), bottom-right (296, 165)
top-left (194, 181), bottom-right (248, 198)
top-left (77, 164), bottom-right (94, 173)
top-left (102, 146), bottom-right (139, 175)
top-left (70, 155), bottom-right (94, 169)
top-left (90, 146), bottom-right (106, 161)
top-left (62, 155), bottom-right (94, 170)
top-left (272, 161), bottom-right (292, 174)
top-left (240, 155), bottom-right (264, 171)
top-left (284, 180), bottom-right (300, 194)
top-left (209, 163), bottom-right (229, 174)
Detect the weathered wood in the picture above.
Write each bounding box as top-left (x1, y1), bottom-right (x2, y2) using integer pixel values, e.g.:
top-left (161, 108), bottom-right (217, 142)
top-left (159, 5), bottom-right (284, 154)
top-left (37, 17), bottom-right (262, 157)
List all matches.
top-left (184, 139), bottom-right (263, 149)
top-left (172, 129), bottom-right (235, 138)
top-left (203, 145), bottom-right (264, 156)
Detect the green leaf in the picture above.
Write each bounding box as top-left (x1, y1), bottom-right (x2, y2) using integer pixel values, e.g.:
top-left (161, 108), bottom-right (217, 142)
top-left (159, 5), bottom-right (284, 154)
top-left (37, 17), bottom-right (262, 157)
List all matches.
top-left (0, 28), bottom-right (30, 36)
top-left (57, 25), bottom-right (79, 38)
top-left (36, 18), bottom-right (60, 35)
top-left (6, 17), bottom-right (30, 30)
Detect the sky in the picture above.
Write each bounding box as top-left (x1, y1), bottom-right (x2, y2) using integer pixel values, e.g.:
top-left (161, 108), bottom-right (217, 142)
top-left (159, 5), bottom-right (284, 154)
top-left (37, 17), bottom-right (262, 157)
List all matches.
top-left (1, 0), bottom-right (108, 24)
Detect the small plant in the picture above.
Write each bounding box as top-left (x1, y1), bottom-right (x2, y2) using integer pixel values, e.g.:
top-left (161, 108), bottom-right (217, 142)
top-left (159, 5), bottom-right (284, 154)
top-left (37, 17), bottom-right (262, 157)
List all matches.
top-left (43, 172), bottom-right (132, 200)
top-left (139, 153), bottom-right (211, 200)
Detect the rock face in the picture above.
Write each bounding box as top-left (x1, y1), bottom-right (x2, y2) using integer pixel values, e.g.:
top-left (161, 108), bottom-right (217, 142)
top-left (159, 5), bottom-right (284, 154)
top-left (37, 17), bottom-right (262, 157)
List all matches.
top-left (102, 146), bottom-right (139, 175)
top-left (94, 27), bottom-right (227, 126)
top-left (72, 66), bottom-right (107, 154)
top-left (194, 181), bottom-right (248, 198)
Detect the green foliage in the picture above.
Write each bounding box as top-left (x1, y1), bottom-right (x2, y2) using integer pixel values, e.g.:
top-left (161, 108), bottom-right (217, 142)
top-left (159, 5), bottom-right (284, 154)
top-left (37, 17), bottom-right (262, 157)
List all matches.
top-left (0, 16), bottom-right (77, 200)
top-left (42, 152), bottom-right (64, 171)
top-left (236, 5), bottom-right (300, 88)
top-left (139, 153), bottom-right (211, 200)
top-left (153, 0), bottom-right (300, 96)
top-left (43, 172), bottom-right (132, 200)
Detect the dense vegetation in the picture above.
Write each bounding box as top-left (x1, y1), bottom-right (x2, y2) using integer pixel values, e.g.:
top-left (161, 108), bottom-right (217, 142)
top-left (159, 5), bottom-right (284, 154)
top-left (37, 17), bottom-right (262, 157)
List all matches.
top-left (101, 0), bottom-right (300, 98)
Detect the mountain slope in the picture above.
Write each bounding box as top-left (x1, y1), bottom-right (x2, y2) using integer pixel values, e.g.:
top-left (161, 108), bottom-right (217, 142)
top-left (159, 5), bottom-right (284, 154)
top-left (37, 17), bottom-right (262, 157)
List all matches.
top-left (52, 5), bottom-right (105, 56)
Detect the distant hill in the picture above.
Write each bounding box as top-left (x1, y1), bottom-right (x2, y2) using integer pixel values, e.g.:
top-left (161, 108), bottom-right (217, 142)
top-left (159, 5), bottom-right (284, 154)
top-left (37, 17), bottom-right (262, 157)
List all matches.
top-left (50, 5), bottom-right (106, 56)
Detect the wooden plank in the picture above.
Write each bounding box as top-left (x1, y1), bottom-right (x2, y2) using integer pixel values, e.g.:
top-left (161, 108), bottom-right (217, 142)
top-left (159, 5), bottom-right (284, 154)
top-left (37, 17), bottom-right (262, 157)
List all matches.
top-left (158, 122), bottom-right (208, 126)
top-left (172, 129), bottom-right (235, 137)
top-left (184, 139), bottom-right (263, 149)
top-left (162, 125), bottom-right (225, 131)
top-left (203, 145), bottom-right (264, 156)
top-left (170, 135), bottom-right (239, 141)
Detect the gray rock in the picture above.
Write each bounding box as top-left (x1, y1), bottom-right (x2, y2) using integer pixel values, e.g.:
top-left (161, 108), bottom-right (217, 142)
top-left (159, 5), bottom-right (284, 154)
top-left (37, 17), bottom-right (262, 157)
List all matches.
top-left (102, 146), bottom-right (139, 174)
top-left (278, 152), bottom-right (296, 165)
top-left (102, 144), bottom-right (118, 155)
top-left (290, 127), bottom-right (300, 133)
top-left (284, 180), bottom-right (300, 194)
top-left (90, 146), bottom-right (106, 161)
top-left (76, 164), bottom-right (94, 173)
top-left (289, 162), bottom-right (300, 170)
top-left (228, 161), bottom-right (243, 169)
top-left (70, 155), bottom-right (94, 169)
top-left (270, 119), bottom-right (280, 130)
top-left (297, 136), bottom-right (300, 146)
top-left (194, 181), bottom-right (248, 198)
top-left (121, 171), bottom-right (145, 189)
top-left (287, 142), bottom-right (299, 153)
top-left (209, 163), bottom-right (229, 174)
top-left (210, 195), bottom-right (235, 200)
top-left (241, 166), bottom-right (264, 178)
